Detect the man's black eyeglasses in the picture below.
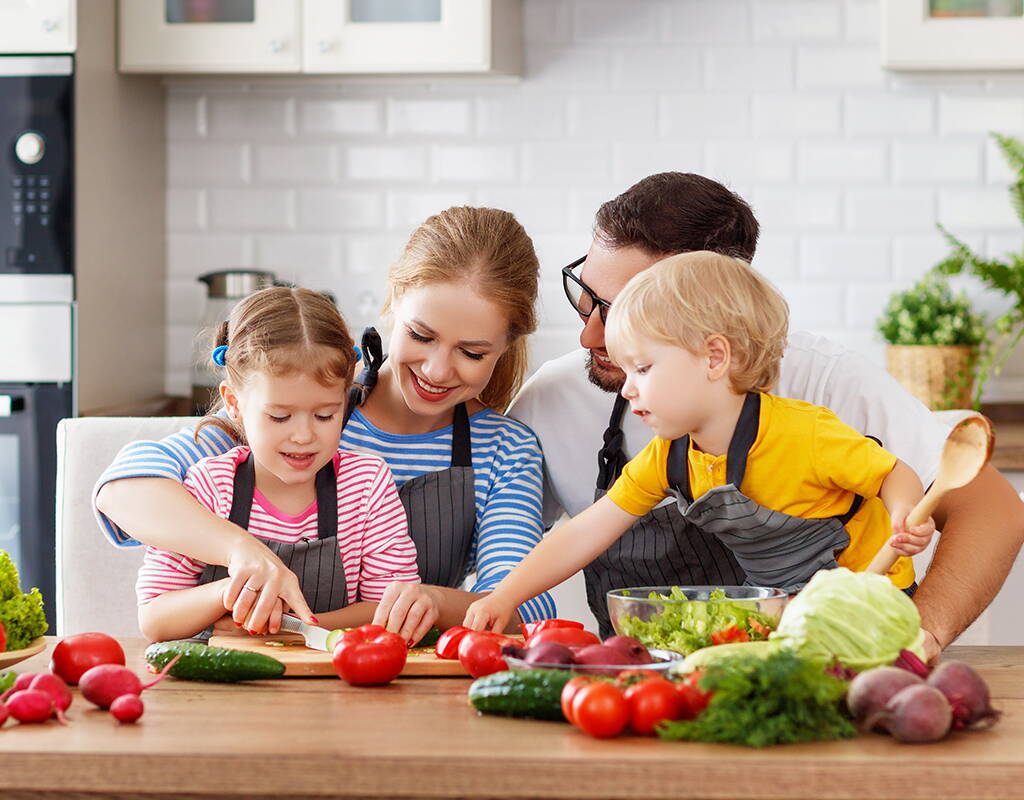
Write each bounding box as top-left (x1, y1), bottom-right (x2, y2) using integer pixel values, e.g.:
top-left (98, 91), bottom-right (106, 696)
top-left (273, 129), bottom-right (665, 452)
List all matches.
top-left (562, 256), bottom-right (611, 325)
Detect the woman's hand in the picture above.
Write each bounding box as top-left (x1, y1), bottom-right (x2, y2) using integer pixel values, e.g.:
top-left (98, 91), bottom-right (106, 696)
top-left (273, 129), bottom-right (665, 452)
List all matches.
top-left (220, 533), bottom-right (316, 632)
top-left (371, 582), bottom-right (441, 645)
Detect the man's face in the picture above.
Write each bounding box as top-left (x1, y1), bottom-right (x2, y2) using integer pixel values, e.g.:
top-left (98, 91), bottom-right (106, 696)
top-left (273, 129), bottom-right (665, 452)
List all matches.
top-left (576, 239), bottom-right (662, 392)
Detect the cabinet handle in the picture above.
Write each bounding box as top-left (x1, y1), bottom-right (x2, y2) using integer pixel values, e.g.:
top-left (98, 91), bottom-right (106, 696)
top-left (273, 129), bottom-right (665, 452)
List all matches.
top-left (269, 38), bottom-right (286, 53)
top-left (0, 396), bottom-right (26, 417)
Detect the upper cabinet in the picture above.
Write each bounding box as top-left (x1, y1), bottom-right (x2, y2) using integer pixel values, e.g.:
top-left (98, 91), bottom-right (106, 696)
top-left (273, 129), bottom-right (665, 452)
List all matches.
top-left (118, 0), bottom-right (520, 75)
top-left (0, 0), bottom-right (76, 53)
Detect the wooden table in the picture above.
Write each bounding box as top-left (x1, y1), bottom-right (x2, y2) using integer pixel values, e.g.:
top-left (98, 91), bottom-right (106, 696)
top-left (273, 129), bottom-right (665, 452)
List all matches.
top-left (2, 640), bottom-right (1023, 800)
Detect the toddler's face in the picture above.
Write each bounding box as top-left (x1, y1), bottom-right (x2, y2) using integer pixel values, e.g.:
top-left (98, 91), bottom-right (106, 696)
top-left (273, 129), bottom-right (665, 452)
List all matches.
top-left (616, 336), bottom-right (713, 440)
top-left (223, 370), bottom-right (346, 491)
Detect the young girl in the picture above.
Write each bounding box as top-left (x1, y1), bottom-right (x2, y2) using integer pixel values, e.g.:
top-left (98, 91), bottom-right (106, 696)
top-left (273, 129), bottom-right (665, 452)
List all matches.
top-left (98, 207), bottom-right (552, 644)
top-left (136, 287), bottom-right (419, 642)
top-left (465, 251), bottom-right (937, 632)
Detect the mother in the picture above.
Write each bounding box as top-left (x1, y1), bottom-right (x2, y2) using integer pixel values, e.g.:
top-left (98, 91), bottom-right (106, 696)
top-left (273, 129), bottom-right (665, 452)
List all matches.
top-left (94, 206), bottom-right (554, 643)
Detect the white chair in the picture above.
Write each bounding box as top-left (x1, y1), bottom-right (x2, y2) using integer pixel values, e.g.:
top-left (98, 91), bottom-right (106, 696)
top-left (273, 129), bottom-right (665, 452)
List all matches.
top-left (55, 416), bottom-right (198, 636)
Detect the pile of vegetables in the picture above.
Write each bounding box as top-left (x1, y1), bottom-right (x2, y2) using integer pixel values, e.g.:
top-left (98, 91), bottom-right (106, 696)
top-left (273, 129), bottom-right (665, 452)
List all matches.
top-left (0, 550), bottom-right (47, 651)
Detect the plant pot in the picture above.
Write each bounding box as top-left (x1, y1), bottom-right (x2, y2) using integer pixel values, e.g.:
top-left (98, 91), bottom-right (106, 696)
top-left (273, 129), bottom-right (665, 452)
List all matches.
top-left (885, 345), bottom-right (978, 410)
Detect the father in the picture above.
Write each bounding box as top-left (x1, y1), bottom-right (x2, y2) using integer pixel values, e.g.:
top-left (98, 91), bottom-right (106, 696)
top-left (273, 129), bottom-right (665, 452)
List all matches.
top-left (507, 172), bottom-right (1024, 661)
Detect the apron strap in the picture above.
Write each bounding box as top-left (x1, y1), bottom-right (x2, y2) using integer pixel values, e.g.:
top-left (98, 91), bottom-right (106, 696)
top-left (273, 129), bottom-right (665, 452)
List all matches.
top-left (595, 393), bottom-right (630, 492)
top-left (344, 326), bottom-right (385, 427)
top-left (835, 434), bottom-right (881, 525)
top-left (229, 451), bottom-right (338, 539)
top-left (228, 453), bottom-right (257, 529)
top-left (451, 402), bottom-right (473, 468)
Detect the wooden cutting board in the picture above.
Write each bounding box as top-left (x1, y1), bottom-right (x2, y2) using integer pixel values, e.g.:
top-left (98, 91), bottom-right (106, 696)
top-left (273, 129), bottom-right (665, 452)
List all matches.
top-left (208, 631), bottom-right (470, 677)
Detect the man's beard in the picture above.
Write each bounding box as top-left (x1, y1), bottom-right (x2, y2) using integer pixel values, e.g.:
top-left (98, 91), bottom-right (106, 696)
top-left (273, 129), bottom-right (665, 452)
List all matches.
top-left (586, 352), bottom-right (625, 393)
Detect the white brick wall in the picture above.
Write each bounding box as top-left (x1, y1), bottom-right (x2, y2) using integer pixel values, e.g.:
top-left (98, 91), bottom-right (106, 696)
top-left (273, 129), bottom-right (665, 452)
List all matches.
top-left (164, 0), bottom-right (1024, 402)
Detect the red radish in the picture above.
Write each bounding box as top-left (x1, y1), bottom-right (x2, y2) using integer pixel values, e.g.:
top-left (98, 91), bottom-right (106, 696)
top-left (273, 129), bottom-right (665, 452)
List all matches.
top-left (28, 673), bottom-right (72, 724)
top-left (845, 666), bottom-right (924, 726)
top-left (5, 690), bottom-right (54, 724)
top-left (865, 684), bottom-right (953, 743)
top-left (79, 655), bottom-right (179, 710)
top-left (110, 694), bottom-right (144, 723)
top-left (0, 702), bottom-right (8, 726)
top-left (1, 672), bottom-right (38, 703)
top-left (926, 661), bottom-right (1001, 730)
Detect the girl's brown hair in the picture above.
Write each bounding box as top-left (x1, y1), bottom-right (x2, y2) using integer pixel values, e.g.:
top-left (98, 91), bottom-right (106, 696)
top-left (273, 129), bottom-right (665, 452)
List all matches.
top-left (605, 251), bottom-right (789, 394)
top-left (196, 286), bottom-right (356, 443)
top-left (382, 206), bottom-right (539, 412)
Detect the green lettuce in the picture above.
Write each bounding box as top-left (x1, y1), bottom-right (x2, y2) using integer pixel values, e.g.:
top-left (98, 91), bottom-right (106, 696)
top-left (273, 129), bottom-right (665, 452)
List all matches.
top-left (769, 568), bottom-right (924, 671)
top-left (0, 551), bottom-right (48, 651)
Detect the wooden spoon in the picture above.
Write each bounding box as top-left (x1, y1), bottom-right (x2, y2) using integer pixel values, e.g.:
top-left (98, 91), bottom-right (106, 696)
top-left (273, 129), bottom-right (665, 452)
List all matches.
top-left (867, 414), bottom-right (995, 576)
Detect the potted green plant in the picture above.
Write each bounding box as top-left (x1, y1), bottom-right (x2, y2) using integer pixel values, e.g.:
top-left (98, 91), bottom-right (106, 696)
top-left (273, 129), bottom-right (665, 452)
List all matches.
top-left (877, 275), bottom-right (986, 410)
top-left (932, 132), bottom-right (1024, 404)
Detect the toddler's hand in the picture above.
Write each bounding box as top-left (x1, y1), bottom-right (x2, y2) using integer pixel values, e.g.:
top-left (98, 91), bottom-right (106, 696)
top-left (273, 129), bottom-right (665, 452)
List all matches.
top-left (888, 509), bottom-right (937, 557)
top-left (464, 593), bottom-right (513, 633)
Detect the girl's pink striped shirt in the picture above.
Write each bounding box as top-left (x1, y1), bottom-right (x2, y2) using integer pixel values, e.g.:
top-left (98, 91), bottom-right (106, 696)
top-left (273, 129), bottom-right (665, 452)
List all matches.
top-left (136, 447), bottom-right (419, 606)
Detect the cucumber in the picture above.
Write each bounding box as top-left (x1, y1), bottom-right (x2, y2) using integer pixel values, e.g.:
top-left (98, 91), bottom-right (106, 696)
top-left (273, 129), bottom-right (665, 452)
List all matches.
top-left (412, 626), bottom-right (442, 649)
top-left (145, 641), bottom-right (285, 683)
top-left (468, 668), bottom-right (574, 721)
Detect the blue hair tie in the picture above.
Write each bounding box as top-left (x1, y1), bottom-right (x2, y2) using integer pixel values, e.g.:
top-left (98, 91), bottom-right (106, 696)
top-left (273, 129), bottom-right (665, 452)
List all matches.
top-left (353, 344), bottom-right (362, 362)
top-left (212, 345), bottom-right (228, 367)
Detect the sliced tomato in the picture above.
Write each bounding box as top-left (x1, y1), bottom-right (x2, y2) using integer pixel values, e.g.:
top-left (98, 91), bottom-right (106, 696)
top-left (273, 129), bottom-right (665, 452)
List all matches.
top-left (519, 618), bottom-right (585, 640)
top-left (709, 625), bottom-right (750, 646)
top-left (435, 626), bottom-right (472, 660)
top-left (526, 627), bottom-right (600, 649)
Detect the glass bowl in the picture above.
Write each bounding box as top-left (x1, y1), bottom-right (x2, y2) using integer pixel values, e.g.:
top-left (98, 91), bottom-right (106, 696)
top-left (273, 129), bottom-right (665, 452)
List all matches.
top-left (606, 585), bottom-right (789, 656)
top-left (504, 648), bottom-right (682, 678)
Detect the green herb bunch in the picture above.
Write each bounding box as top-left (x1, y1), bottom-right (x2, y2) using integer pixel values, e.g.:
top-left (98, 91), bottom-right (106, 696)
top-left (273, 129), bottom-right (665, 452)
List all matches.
top-left (877, 275), bottom-right (986, 347)
top-left (933, 133), bottom-right (1024, 399)
top-left (658, 650), bottom-right (856, 748)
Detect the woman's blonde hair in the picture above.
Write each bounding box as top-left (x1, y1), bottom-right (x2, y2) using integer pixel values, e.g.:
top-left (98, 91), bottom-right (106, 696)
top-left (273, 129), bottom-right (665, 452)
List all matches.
top-left (382, 206), bottom-right (539, 412)
top-left (196, 286), bottom-right (357, 443)
top-left (605, 251), bottom-right (789, 394)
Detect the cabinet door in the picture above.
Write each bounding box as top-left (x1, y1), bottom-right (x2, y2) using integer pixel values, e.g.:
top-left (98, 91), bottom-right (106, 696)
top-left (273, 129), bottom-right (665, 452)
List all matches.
top-left (303, 0), bottom-right (521, 74)
top-left (119, 0), bottom-right (301, 73)
top-left (0, 0), bottom-right (75, 53)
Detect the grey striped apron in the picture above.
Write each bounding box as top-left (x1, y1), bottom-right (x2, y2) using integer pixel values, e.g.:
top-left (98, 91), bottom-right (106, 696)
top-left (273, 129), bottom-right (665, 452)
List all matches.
top-left (585, 393), bottom-right (746, 638)
top-left (195, 452), bottom-right (347, 638)
top-left (345, 327), bottom-right (477, 589)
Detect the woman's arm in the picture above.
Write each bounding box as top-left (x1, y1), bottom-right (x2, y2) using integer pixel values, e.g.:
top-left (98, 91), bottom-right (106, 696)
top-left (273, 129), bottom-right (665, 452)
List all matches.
top-left (138, 577), bottom-right (234, 642)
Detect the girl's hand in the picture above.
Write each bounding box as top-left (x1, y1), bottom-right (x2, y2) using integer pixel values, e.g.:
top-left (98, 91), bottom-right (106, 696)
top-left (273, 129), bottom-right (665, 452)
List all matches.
top-left (221, 533), bottom-right (315, 631)
top-left (463, 593), bottom-right (513, 633)
top-left (888, 508), bottom-right (937, 557)
top-left (372, 582), bottom-right (441, 646)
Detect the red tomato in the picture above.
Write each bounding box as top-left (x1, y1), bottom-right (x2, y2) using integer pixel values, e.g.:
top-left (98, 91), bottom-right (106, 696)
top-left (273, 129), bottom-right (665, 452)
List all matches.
top-left (457, 632), bottom-right (509, 678)
top-left (709, 625), bottom-right (750, 646)
top-left (526, 627), bottom-right (600, 649)
top-left (613, 669), bottom-right (658, 690)
top-left (674, 670), bottom-right (713, 720)
top-left (519, 618), bottom-right (585, 640)
top-left (435, 626), bottom-right (472, 660)
top-left (50, 632), bottom-right (126, 686)
top-left (571, 682), bottom-right (629, 738)
top-left (624, 677), bottom-right (683, 735)
top-left (331, 624), bottom-right (407, 686)
top-left (560, 675), bottom-right (594, 725)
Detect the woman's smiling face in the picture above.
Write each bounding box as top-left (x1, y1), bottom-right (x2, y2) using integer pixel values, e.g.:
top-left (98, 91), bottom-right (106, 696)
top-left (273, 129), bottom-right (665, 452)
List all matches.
top-left (388, 281), bottom-right (510, 417)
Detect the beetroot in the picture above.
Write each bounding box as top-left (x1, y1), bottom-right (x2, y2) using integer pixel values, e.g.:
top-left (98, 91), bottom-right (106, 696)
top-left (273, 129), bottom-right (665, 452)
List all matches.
top-left (845, 666), bottom-right (923, 725)
top-left (524, 641), bottom-right (575, 666)
top-left (110, 694), bottom-right (144, 723)
top-left (865, 684), bottom-right (952, 743)
top-left (5, 690), bottom-right (54, 724)
top-left (893, 648), bottom-right (931, 678)
top-left (79, 655), bottom-right (179, 710)
top-left (926, 661), bottom-right (1001, 730)
top-left (602, 635), bottom-right (653, 665)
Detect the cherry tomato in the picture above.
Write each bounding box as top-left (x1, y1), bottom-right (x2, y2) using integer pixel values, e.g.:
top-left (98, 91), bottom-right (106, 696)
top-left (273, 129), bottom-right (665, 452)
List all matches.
top-left (50, 632), bottom-right (126, 686)
top-left (526, 627), bottom-right (600, 649)
top-left (560, 675), bottom-right (594, 725)
top-left (519, 618), bottom-right (585, 640)
top-left (571, 682), bottom-right (629, 738)
top-left (457, 631), bottom-right (508, 678)
top-left (614, 669), bottom-right (658, 690)
top-left (331, 624), bottom-right (407, 686)
top-left (435, 626), bottom-right (472, 660)
top-left (709, 625), bottom-right (750, 646)
top-left (624, 677), bottom-right (683, 735)
top-left (674, 670), bottom-right (713, 720)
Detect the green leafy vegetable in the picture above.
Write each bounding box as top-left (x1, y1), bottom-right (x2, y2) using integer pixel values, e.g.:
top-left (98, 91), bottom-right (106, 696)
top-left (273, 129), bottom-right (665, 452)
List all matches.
top-left (616, 587), bottom-right (776, 655)
top-left (658, 649), bottom-right (856, 747)
top-left (770, 568), bottom-right (924, 672)
top-left (0, 550), bottom-right (48, 651)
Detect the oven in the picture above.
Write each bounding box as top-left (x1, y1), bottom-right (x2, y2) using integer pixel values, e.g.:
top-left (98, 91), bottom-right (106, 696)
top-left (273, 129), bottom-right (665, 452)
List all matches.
top-left (0, 54), bottom-right (74, 627)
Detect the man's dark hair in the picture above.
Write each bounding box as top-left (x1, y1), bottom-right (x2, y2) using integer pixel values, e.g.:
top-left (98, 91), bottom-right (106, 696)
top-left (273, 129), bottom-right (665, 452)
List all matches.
top-left (594, 172), bottom-right (759, 261)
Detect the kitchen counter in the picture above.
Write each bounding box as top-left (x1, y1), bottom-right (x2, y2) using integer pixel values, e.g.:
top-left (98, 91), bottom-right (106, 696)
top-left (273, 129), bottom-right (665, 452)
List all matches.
top-left (992, 420), bottom-right (1024, 472)
top-left (2, 639), bottom-right (1024, 800)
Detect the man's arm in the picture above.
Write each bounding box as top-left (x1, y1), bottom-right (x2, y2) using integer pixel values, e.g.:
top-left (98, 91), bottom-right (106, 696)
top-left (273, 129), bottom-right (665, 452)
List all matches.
top-left (914, 463), bottom-right (1024, 660)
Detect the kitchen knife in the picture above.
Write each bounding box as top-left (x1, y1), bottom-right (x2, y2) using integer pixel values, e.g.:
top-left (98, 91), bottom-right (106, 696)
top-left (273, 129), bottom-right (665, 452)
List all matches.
top-left (279, 614), bottom-right (331, 652)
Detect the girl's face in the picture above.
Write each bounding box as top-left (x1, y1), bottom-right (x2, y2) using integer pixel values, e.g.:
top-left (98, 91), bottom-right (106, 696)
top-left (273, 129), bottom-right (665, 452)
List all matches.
top-left (388, 281), bottom-right (510, 418)
top-left (221, 369), bottom-right (346, 492)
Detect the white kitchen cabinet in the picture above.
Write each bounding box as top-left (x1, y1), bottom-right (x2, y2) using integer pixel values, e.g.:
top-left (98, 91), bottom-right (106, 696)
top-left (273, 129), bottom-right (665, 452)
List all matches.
top-left (302, 0), bottom-right (521, 75)
top-left (119, 0), bottom-right (301, 73)
top-left (0, 0), bottom-right (76, 53)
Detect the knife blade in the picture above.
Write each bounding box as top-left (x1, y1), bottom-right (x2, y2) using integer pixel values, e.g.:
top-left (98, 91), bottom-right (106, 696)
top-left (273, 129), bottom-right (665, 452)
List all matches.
top-left (279, 614), bottom-right (331, 652)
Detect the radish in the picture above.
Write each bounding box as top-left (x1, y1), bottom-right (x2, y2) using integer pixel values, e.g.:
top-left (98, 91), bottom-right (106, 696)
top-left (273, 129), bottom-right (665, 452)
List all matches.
top-left (0, 702), bottom-right (8, 726)
top-left (1, 672), bottom-right (38, 703)
top-left (865, 684), bottom-right (953, 743)
top-left (5, 690), bottom-right (55, 724)
top-left (845, 666), bottom-right (923, 726)
top-left (79, 655), bottom-right (179, 710)
top-left (28, 673), bottom-right (72, 724)
top-left (110, 694), bottom-right (144, 723)
top-left (926, 661), bottom-right (1001, 730)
